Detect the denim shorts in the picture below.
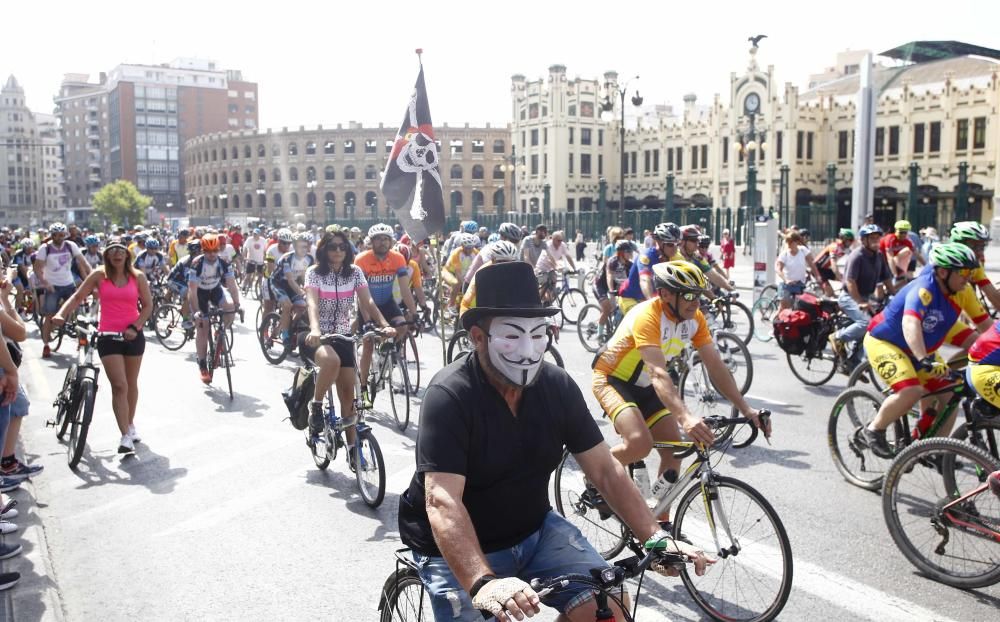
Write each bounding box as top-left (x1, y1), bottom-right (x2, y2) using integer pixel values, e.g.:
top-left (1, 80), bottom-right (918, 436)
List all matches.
top-left (0, 369), bottom-right (29, 418)
top-left (42, 284), bottom-right (77, 316)
top-left (778, 281), bottom-right (805, 302)
top-left (272, 284), bottom-right (305, 306)
top-left (413, 511), bottom-right (607, 620)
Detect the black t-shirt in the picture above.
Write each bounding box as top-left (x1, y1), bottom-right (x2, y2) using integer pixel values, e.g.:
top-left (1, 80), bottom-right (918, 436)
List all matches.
top-left (842, 246), bottom-right (891, 298)
top-left (398, 353), bottom-right (604, 556)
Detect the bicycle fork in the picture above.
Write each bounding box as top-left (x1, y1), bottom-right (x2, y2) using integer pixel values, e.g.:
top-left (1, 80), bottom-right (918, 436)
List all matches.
top-left (700, 472), bottom-right (741, 559)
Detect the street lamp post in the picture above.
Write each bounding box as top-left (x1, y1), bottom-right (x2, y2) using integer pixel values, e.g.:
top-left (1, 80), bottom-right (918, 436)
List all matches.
top-left (734, 92), bottom-right (766, 246)
top-left (601, 75), bottom-right (642, 226)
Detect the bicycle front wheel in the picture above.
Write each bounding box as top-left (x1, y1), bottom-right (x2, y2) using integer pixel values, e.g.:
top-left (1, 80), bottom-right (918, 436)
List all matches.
top-left (155, 304), bottom-right (188, 351)
top-left (402, 333), bottom-right (421, 396)
top-left (446, 329), bottom-right (473, 364)
top-left (355, 430), bottom-right (386, 508)
top-left (545, 343), bottom-right (565, 368)
top-left (673, 475), bottom-right (793, 622)
top-left (221, 327), bottom-right (234, 400)
top-left (720, 299), bottom-right (754, 345)
top-left (713, 332), bottom-right (753, 394)
top-left (552, 450), bottom-right (628, 560)
top-left (827, 386), bottom-right (904, 490)
top-left (379, 567), bottom-right (430, 622)
top-left (559, 288), bottom-right (588, 325)
top-left (882, 437), bottom-right (1000, 589)
top-left (576, 303), bottom-right (606, 353)
top-left (846, 359), bottom-right (886, 393)
top-left (67, 379), bottom-right (96, 470)
top-left (258, 311), bottom-right (288, 364)
top-left (389, 353), bottom-right (412, 431)
top-left (751, 295), bottom-right (778, 342)
top-left (55, 364), bottom-right (78, 441)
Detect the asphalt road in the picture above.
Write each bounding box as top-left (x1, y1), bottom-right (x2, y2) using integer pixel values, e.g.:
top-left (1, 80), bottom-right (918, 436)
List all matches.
top-left (5, 260), bottom-right (1000, 621)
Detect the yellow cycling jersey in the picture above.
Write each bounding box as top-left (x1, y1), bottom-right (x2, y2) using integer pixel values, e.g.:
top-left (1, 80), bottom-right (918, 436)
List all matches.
top-left (444, 247), bottom-right (477, 278)
top-left (593, 296), bottom-right (712, 386)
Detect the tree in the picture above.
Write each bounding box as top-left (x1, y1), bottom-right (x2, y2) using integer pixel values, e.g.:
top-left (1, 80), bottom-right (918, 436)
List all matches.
top-left (92, 180), bottom-right (152, 228)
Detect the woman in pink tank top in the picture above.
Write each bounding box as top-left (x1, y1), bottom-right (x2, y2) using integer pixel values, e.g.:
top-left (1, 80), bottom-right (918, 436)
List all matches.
top-left (53, 238), bottom-right (153, 454)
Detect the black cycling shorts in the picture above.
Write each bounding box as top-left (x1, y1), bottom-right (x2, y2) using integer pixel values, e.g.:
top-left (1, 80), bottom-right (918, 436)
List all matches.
top-left (97, 332), bottom-right (146, 358)
top-left (818, 267), bottom-right (837, 283)
top-left (196, 286), bottom-right (226, 314)
top-left (377, 299), bottom-right (404, 325)
top-left (296, 333), bottom-right (356, 369)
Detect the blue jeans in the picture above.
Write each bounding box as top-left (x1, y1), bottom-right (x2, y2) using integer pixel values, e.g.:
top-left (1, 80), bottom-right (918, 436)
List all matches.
top-left (413, 511), bottom-right (607, 620)
top-left (836, 292), bottom-right (869, 344)
top-left (778, 281), bottom-right (805, 303)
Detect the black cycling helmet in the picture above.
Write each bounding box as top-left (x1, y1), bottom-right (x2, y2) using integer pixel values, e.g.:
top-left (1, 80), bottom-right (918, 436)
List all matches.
top-left (697, 234), bottom-right (712, 248)
top-left (652, 222), bottom-right (681, 244)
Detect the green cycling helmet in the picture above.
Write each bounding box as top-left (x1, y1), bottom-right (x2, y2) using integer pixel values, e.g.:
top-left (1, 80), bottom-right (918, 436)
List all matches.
top-left (838, 228), bottom-right (855, 240)
top-left (929, 242), bottom-right (979, 270)
top-left (949, 221), bottom-right (990, 243)
top-left (894, 219), bottom-right (912, 232)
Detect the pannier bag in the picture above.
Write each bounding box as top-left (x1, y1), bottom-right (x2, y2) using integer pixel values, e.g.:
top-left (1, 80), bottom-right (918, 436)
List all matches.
top-left (281, 366), bottom-right (315, 430)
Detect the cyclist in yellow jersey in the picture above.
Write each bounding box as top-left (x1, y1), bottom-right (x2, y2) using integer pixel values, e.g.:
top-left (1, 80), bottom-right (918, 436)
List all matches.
top-left (592, 261), bottom-right (770, 522)
top-left (949, 221), bottom-right (1000, 312)
top-left (442, 233), bottom-right (479, 310)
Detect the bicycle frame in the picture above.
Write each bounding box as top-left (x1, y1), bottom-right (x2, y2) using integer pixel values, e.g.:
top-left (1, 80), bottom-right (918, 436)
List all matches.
top-left (938, 479), bottom-right (1000, 544)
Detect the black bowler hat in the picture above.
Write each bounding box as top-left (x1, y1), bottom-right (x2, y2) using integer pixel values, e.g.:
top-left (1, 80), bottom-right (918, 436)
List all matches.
top-left (461, 262), bottom-right (559, 330)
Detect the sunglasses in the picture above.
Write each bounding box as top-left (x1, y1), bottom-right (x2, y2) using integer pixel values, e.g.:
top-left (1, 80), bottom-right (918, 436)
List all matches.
top-left (954, 268), bottom-right (974, 278)
top-left (326, 243), bottom-right (349, 252)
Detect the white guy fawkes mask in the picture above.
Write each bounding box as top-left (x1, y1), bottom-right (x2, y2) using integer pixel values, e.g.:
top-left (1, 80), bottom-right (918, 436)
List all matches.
top-left (486, 316), bottom-right (549, 387)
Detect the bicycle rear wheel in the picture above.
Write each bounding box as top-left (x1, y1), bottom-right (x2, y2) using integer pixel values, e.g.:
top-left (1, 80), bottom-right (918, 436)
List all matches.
top-left (379, 567), bottom-right (430, 622)
top-left (402, 333), bottom-right (421, 396)
top-left (552, 450), bottom-right (628, 560)
top-left (354, 430), bottom-right (386, 508)
top-left (559, 288), bottom-right (588, 325)
top-left (950, 418), bottom-right (1000, 465)
top-left (67, 379), bottom-right (96, 470)
top-left (155, 304), bottom-right (188, 351)
top-left (673, 475), bottom-right (793, 622)
top-left (258, 311), bottom-right (288, 364)
top-left (846, 359), bottom-right (885, 393)
top-left (827, 386), bottom-right (905, 490)
top-left (576, 303), bottom-right (607, 353)
top-left (786, 349), bottom-right (837, 386)
top-left (220, 327), bottom-right (234, 399)
top-left (713, 332), bottom-right (753, 394)
top-left (545, 343), bottom-right (564, 368)
top-left (882, 438), bottom-right (1000, 589)
top-left (389, 353), bottom-right (412, 431)
top-left (720, 299), bottom-right (754, 345)
top-left (751, 295), bottom-right (778, 342)
top-left (55, 364), bottom-right (78, 441)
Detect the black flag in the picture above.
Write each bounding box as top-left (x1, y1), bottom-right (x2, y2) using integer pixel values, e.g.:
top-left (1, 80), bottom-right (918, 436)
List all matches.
top-left (380, 65), bottom-right (445, 240)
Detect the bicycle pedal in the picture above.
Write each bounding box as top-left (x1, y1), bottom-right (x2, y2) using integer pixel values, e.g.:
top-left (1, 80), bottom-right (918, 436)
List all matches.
top-left (45, 419), bottom-right (56, 428)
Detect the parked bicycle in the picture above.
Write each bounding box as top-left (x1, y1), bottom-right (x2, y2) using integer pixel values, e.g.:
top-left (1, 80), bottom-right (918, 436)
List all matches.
top-left (553, 412), bottom-right (792, 622)
top-left (48, 317), bottom-right (123, 470)
top-left (300, 331), bottom-right (386, 508)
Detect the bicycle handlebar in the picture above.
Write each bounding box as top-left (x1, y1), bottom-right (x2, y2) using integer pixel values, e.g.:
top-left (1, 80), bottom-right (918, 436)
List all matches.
top-left (704, 410), bottom-right (771, 446)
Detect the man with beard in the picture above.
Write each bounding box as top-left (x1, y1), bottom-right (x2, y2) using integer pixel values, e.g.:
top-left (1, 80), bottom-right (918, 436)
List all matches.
top-left (398, 261), bottom-right (710, 621)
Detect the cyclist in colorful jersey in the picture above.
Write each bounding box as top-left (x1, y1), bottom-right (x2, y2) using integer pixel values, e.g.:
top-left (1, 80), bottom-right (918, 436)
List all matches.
top-left (677, 225), bottom-right (733, 293)
top-left (301, 230), bottom-right (395, 458)
top-left (442, 233), bottom-right (479, 310)
top-left (167, 239), bottom-right (201, 329)
top-left (261, 229), bottom-right (294, 317)
top-left (82, 236), bottom-right (103, 270)
top-left (355, 223), bottom-right (417, 393)
top-left (814, 228), bottom-right (854, 296)
top-left (442, 220), bottom-right (478, 261)
top-left (880, 219), bottom-right (916, 281)
top-left (862, 243), bottom-right (991, 456)
top-left (10, 239), bottom-right (34, 315)
top-left (168, 229), bottom-right (189, 266)
top-left (392, 244), bottom-right (430, 315)
top-left (34, 223), bottom-right (92, 358)
top-left (592, 261), bottom-right (770, 523)
top-left (592, 240), bottom-right (634, 334)
top-left (133, 238), bottom-right (167, 282)
top-left (269, 232), bottom-right (315, 346)
top-left (617, 222), bottom-right (682, 315)
top-left (459, 240), bottom-right (522, 315)
top-left (949, 221), bottom-right (1000, 312)
top-left (187, 234), bottom-right (241, 383)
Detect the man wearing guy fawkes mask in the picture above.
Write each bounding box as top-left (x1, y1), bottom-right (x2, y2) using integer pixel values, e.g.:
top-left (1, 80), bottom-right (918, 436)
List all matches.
top-left (398, 261), bottom-right (710, 621)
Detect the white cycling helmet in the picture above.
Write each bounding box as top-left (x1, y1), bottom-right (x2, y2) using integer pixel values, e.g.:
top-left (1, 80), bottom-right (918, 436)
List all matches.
top-left (276, 228), bottom-right (294, 243)
top-left (296, 223), bottom-right (307, 232)
top-left (368, 223), bottom-right (394, 239)
top-left (294, 232), bottom-right (312, 242)
top-left (20, 237), bottom-right (34, 249)
top-left (488, 240), bottom-right (519, 262)
top-left (498, 222), bottom-right (523, 243)
top-left (48, 222), bottom-right (67, 234)
top-left (459, 233), bottom-right (478, 248)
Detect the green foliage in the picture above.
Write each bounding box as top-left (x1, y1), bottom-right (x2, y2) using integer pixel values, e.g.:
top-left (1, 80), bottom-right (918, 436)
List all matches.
top-left (92, 180), bottom-right (151, 227)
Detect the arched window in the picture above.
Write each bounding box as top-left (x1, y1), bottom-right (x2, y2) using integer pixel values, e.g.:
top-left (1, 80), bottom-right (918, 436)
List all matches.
top-left (232, 170), bottom-right (239, 187)
top-left (450, 190), bottom-right (464, 208)
top-left (324, 165), bottom-right (335, 181)
top-left (273, 193), bottom-right (282, 208)
top-left (272, 144), bottom-right (280, 157)
top-left (259, 193), bottom-right (267, 209)
top-left (221, 148), bottom-right (227, 160)
top-left (288, 142), bottom-right (298, 156)
top-left (472, 165), bottom-right (484, 180)
top-left (324, 140), bottom-right (335, 155)
top-left (244, 145), bottom-right (251, 159)
top-left (211, 149), bottom-right (217, 161)
top-left (257, 144), bottom-right (265, 157)
top-left (365, 164), bottom-right (377, 180)
top-left (212, 172), bottom-right (218, 185)
top-left (323, 192), bottom-right (335, 218)
top-left (289, 167), bottom-right (299, 181)
top-left (493, 139), bottom-right (505, 153)
top-left (258, 168), bottom-right (266, 183)
top-left (307, 192), bottom-right (317, 207)
top-left (233, 194), bottom-right (240, 209)
top-left (272, 168), bottom-right (281, 182)
top-left (196, 151), bottom-right (201, 164)
top-left (213, 196), bottom-right (219, 210)
top-left (344, 140), bottom-right (355, 154)
top-left (290, 192), bottom-right (299, 207)
top-left (366, 191), bottom-right (378, 215)
top-left (344, 165), bottom-right (356, 180)
top-left (244, 169), bottom-right (252, 183)
top-left (231, 146), bottom-right (238, 160)
top-left (305, 141), bottom-right (316, 155)
top-left (472, 190), bottom-right (484, 208)
top-left (245, 194), bottom-right (253, 209)
top-left (450, 164), bottom-right (463, 180)
top-left (344, 192), bottom-right (356, 216)
top-left (306, 166), bottom-right (316, 182)
top-left (493, 188), bottom-right (504, 209)
top-left (221, 172), bottom-right (228, 184)
top-left (493, 165), bottom-right (504, 180)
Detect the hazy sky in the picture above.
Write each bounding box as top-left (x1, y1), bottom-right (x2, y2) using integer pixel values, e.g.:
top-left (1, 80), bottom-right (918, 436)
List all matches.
top-left (4, 0), bottom-right (998, 131)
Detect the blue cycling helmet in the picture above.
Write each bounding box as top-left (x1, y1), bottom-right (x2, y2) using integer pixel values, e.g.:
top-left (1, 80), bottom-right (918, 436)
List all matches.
top-left (145, 238), bottom-right (161, 250)
top-left (83, 235), bottom-right (99, 246)
top-left (858, 224), bottom-right (883, 238)
top-left (462, 220), bottom-right (478, 234)
top-left (487, 233), bottom-right (500, 243)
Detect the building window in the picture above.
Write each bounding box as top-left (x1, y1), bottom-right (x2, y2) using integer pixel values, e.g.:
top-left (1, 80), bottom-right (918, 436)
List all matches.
top-left (598, 130), bottom-right (604, 146)
top-left (544, 154), bottom-right (548, 174)
top-left (568, 153), bottom-right (574, 175)
top-left (796, 131), bottom-right (804, 160)
top-left (272, 144), bottom-right (281, 157)
top-left (364, 139), bottom-right (377, 154)
top-left (258, 168), bottom-right (266, 183)
top-left (530, 129), bottom-right (538, 146)
top-left (493, 139), bottom-right (505, 154)
top-left (775, 131), bottom-right (783, 161)
top-left (723, 137), bottom-right (729, 164)
top-left (344, 140), bottom-right (355, 154)
top-left (956, 119), bottom-right (969, 151)
top-left (643, 150), bottom-right (650, 174)
top-left (244, 145), bottom-right (251, 159)
top-left (929, 121), bottom-right (941, 153)
top-left (974, 117), bottom-right (986, 149)
top-left (365, 164), bottom-right (377, 180)
top-left (471, 139), bottom-right (484, 153)
top-left (471, 164), bottom-right (484, 179)
top-left (700, 145), bottom-right (707, 170)
top-left (289, 167), bottom-right (299, 181)
top-left (530, 154), bottom-right (538, 175)
top-left (244, 169), bottom-right (252, 183)
top-left (598, 154), bottom-right (603, 175)
top-left (272, 168), bottom-right (281, 182)
top-left (568, 105), bottom-right (576, 116)
top-left (676, 147), bottom-right (682, 172)
top-left (543, 128), bottom-right (548, 145)
top-left (324, 140), bottom-right (335, 155)
top-left (288, 143), bottom-right (298, 156)
top-left (450, 139), bottom-right (463, 155)
top-left (450, 164), bottom-right (463, 179)
top-left (875, 127), bottom-right (885, 156)
top-left (581, 128), bottom-right (591, 145)
top-left (306, 141), bottom-right (316, 155)
top-left (306, 166), bottom-right (316, 181)
top-left (569, 128), bottom-right (574, 144)
top-left (581, 153), bottom-right (591, 175)
top-left (668, 148), bottom-right (674, 171)
top-left (344, 165), bottom-right (355, 180)
top-left (806, 132), bottom-right (814, 160)
top-left (324, 166), bottom-right (335, 180)
top-left (691, 146), bottom-right (698, 171)
top-left (493, 165), bottom-right (503, 180)
top-left (889, 126), bottom-right (900, 155)
top-left (913, 123), bottom-right (925, 154)
top-left (838, 131), bottom-right (849, 160)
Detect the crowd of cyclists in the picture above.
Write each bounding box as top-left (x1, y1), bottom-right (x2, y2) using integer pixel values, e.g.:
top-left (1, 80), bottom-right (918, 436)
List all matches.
top-left (0, 210), bottom-right (997, 611)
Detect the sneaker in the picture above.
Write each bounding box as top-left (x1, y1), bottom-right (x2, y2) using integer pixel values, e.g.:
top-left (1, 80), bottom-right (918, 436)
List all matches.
top-left (1, 509), bottom-right (17, 521)
top-left (128, 425), bottom-right (141, 443)
top-left (0, 542), bottom-right (22, 560)
top-left (0, 461), bottom-right (44, 481)
top-left (0, 571), bottom-right (19, 591)
top-left (42, 344), bottom-right (51, 359)
top-left (861, 427), bottom-right (894, 459)
top-left (0, 478), bottom-right (20, 493)
top-left (118, 434), bottom-right (135, 454)
top-left (581, 482), bottom-right (613, 520)
top-left (0, 522), bottom-right (16, 535)
top-left (308, 401), bottom-right (325, 436)
top-left (181, 319), bottom-right (194, 331)
top-left (199, 366), bottom-right (211, 384)
top-left (828, 334), bottom-right (846, 359)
